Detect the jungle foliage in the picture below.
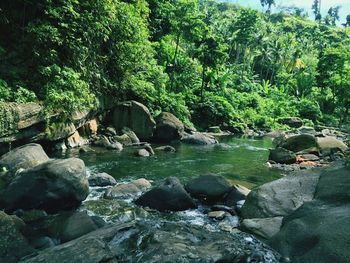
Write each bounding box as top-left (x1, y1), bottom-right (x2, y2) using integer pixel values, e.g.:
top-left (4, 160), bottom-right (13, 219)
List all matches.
top-left (0, 0), bottom-right (349, 130)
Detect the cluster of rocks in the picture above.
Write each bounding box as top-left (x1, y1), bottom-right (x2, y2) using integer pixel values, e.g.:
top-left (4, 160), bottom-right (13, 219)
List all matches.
top-left (267, 126), bottom-right (348, 171)
top-left (240, 162), bottom-right (350, 263)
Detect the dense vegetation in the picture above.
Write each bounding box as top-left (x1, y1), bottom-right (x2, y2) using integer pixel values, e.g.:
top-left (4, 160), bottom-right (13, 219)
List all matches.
top-left (0, 0), bottom-right (350, 131)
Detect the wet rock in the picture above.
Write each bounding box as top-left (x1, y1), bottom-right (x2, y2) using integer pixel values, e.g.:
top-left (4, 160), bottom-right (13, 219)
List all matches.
top-left (135, 177), bottom-right (196, 211)
top-left (268, 147), bottom-right (296, 164)
top-left (0, 143), bottom-right (49, 175)
top-left (112, 134), bottom-right (132, 145)
top-left (280, 134), bottom-right (318, 153)
top-left (1, 158), bottom-right (89, 213)
top-left (241, 170), bottom-right (320, 219)
top-left (80, 119), bottom-right (98, 136)
top-left (211, 205), bottom-right (236, 215)
top-left (299, 154), bottom-right (320, 162)
top-left (92, 135), bottom-right (111, 148)
top-left (60, 211), bottom-right (99, 242)
top-left (241, 217), bottom-right (283, 240)
top-left (20, 221), bottom-right (281, 263)
top-left (131, 178), bottom-right (152, 189)
top-left (185, 174), bottom-right (231, 203)
top-left (30, 236), bottom-right (55, 250)
top-left (106, 141), bottom-right (123, 151)
top-left (278, 117), bottom-right (303, 128)
top-left (105, 127), bottom-right (117, 136)
top-left (154, 145), bottom-right (176, 152)
top-left (224, 186), bottom-right (250, 208)
top-left (88, 172), bottom-right (117, 187)
top-left (153, 112), bottom-right (184, 142)
top-left (20, 222), bottom-right (135, 263)
top-left (144, 144), bottom-right (154, 155)
top-left (0, 211), bottom-right (34, 263)
top-left (181, 132), bottom-right (218, 145)
top-left (136, 149), bottom-right (150, 157)
top-left (112, 101), bottom-right (156, 141)
top-left (317, 136), bottom-right (348, 156)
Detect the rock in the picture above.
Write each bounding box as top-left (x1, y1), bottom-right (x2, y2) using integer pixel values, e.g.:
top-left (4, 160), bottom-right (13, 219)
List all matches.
top-left (112, 134), bottom-right (132, 145)
top-left (154, 145), bottom-right (176, 152)
top-left (181, 132), bottom-right (218, 145)
top-left (81, 119), bottom-right (98, 136)
top-left (264, 131), bottom-right (286, 139)
top-left (105, 183), bottom-right (141, 199)
top-left (135, 177), bottom-right (196, 211)
top-left (241, 170), bottom-right (320, 219)
top-left (20, 222), bottom-right (135, 263)
top-left (299, 154), bottom-right (320, 162)
top-left (208, 126), bottom-right (222, 133)
top-left (106, 141), bottom-right (123, 151)
top-left (105, 127), bottom-right (117, 136)
top-left (122, 127), bottom-right (140, 143)
top-left (104, 178), bottom-right (151, 199)
top-left (60, 211), bottom-right (99, 242)
top-left (280, 134), bottom-right (318, 153)
top-left (88, 172), bottom-right (117, 187)
top-left (297, 126), bottom-right (316, 135)
top-left (185, 174), bottom-right (231, 203)
top-left (224, 185), bottom-right (250, 207)
top-left (208, 211), bottom-right (226, 220)
top-left (30, 236), bottom-right (55, 250)
top-left (0, 143), bottom-right (49, 175)
top-left (0, 211), bottom-right (34, 263)
top-left (92, 135), bottom-right (111, 148)
top-left (211, 205), bottom-right (236, 215)
top-left (55, 141), bottom-right (67, 151)
top-left (278, 117), bottom-right (303, 128)
top-left (317, 136), bottom-right (348, 156)
top-left (20, 221), bottom-right (281, 263)
top-left (241, 217), bottom-right (283, 240)
top-left (153, 112), bottom-right (184, 142)
top-left (270, 201), bottom-right (350, 263)
top-left (268, 147), bottom-right (296, 164)
top-left (66, 131), bottom-right (85, 148)
top-left (112, 101), bottom-right (156, 141)
top-left (47, 123), bottom-right (77, 141)
top-left (1, 158), bottom-right (89, 213)
top-left (136, 149), bottom-right (150, 157)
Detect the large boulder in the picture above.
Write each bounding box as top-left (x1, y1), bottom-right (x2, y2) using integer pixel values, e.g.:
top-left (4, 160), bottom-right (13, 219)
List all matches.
top-left (241, 217), bottom-right (283, 240)
top-left (185, 174), bottom-right (231, 203)
top-left (241, 170), bottom-right (320, 219)
top-left (317, 136), bottom-right (348, 156)
top-left (88, 172), bottom-right (117, 187)
top-left (181, 132), bottom-right (217, 145)
top-left (278, 117), bottom-right (303, 128)
top-left (153, 112), bottom-right (184, 142)
top-left (280, 134), bottom-right (318, 153)
top-left (268, 147), bottom-right (296, 164)
top-left (0, 143), bottom-right (49, 174)
top-left (270, 201), bottom-right (350, 263)
top-left (0, 211), bottom-right (34, 263)
top-left (135, 177), bottom-right (196, 211)
top-left (112, 101), bottom-right (156, 141)
top-left (1, 158), bottom-right (89, 213)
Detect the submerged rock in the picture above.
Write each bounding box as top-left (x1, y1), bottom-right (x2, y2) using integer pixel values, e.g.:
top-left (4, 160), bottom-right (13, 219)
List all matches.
top-left (1, 158), bottom-right (89, 213)
top-left (135, 177), bottom-right (196, 211)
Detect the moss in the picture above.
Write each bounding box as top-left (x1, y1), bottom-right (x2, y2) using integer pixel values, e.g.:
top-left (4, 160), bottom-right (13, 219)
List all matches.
top-left (0, 103), bottom-right (20, 138)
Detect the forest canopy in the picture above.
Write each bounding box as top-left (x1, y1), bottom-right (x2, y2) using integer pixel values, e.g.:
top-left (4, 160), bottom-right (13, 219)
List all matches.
top-left (0, 0), bottom-right (350, 131)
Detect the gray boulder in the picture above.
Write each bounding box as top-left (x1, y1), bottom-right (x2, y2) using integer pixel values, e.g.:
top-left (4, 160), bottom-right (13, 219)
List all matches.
top-left (241, 170), bottom-right (320, 219)
top-left (104, 178), bottom-right (151, 199)
top-left (0, 143), bottom-right (49, 174)
top-left (317, 136), bottom-right (348, 156)
top-left (185, 174), bottom-right (231, 203)
top-left (241, 217), bottom-right (283, 240)
top-left (153, 112), bottom-right (184, 142)
top-left (1, 158), bottom-right (89, 213)
top-left (112, 101), bottom-right (156, 141)
top-left (135, 177), bottom-right (196, 211)
top-left (278, 117), bottom-right (303, 128)
top-left (88, 172), bottom-right (117, 187)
